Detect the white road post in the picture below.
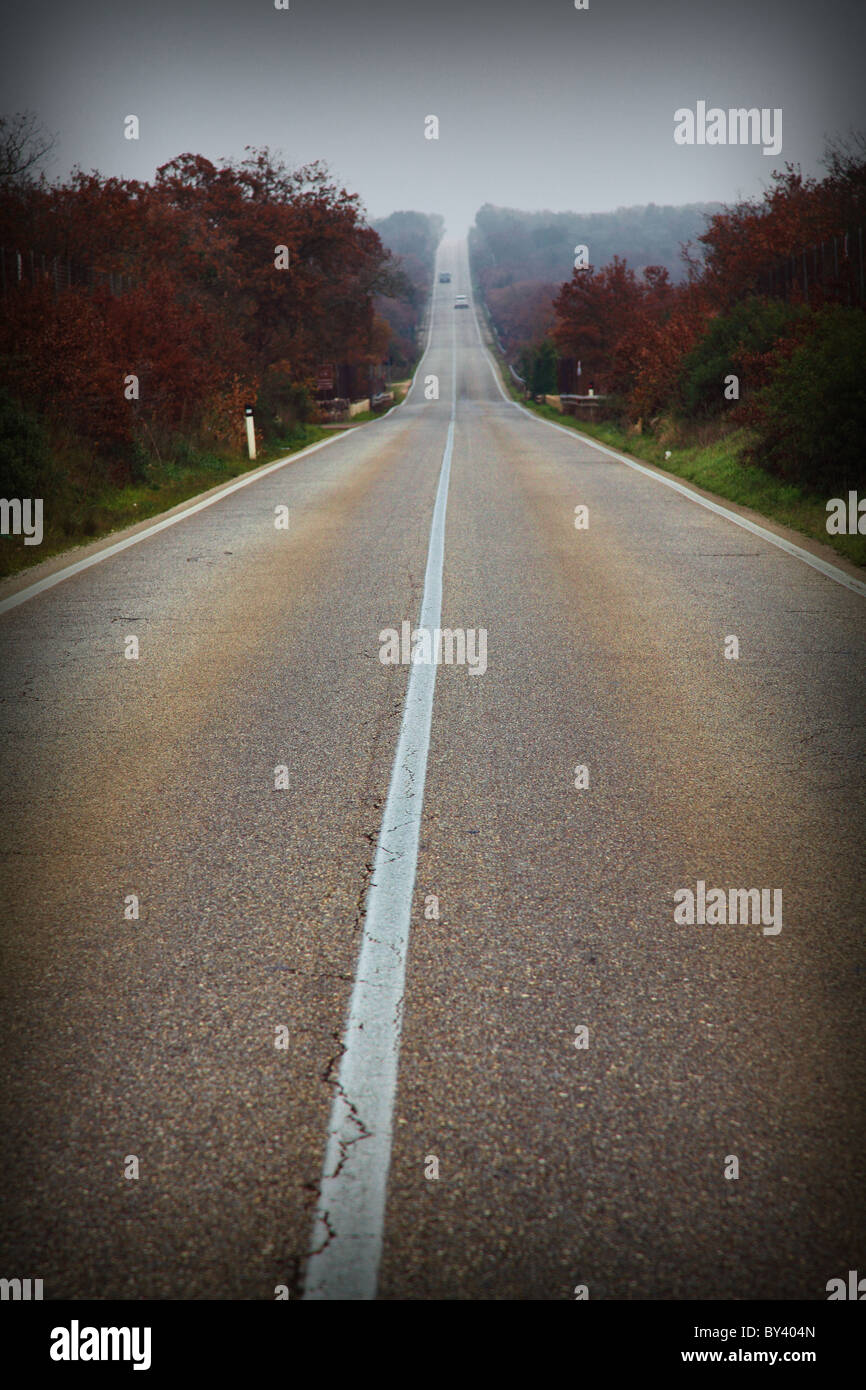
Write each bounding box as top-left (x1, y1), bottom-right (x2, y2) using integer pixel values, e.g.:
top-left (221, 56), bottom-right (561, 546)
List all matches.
top-left (244, 405), bottom-right (256, 461)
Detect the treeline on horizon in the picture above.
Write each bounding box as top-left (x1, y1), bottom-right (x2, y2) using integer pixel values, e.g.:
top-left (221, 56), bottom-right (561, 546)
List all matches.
top-left (472, 140), bottom-right (866, 492)
top-left (471, 199), bottom-right (720, 286)
top-left (372, 210), bottom-right (444, 368)
top-left (469, 201), bottom-right (719, 373)
top-left (0, 116), bottom-right (442, 526)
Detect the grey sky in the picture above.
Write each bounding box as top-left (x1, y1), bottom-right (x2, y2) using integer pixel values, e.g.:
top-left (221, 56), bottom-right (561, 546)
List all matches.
top-left (2, 0), bottom-right (864, 234)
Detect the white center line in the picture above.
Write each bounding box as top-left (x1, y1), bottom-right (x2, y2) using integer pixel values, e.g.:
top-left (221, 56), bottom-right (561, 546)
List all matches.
top-left (0, 308), bottom-right (439, 621)
top-left (301, 297), bottom-right (457, 1300)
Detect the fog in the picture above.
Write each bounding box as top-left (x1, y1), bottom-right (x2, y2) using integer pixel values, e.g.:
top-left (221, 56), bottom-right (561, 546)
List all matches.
top-left (2, 0), bottom-right (864, 232)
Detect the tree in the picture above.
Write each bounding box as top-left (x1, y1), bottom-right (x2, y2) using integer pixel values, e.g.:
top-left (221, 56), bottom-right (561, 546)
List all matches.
top-left (488, 280), bottom-right (556, 356)
top-left (744, 305), bottom-right (866, 490)
top-left (0, 111), bottom-right (55, 182)
top-left (553, 258), bottom-right (677, 397)
top-left (676, 296), bottom-right (807, 417)
top-left (0, 140), bottom-right (408, 486)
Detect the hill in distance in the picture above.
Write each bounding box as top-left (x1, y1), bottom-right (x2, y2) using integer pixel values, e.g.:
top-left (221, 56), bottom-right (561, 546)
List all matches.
top-left (470, 200), bottom-right (723, 286)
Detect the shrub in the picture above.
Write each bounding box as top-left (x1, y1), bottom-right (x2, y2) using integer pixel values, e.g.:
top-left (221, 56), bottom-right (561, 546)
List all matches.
top-left (256, 366), bottom-right (314, 439)
top-left (744, 304), bottom-right (866, 490)
top-left (0, 387), bottom-right (61, 498)
top-left (517, 338), bottom-right (557, 396)
top-left (677, 296), bottom-right (806, 417)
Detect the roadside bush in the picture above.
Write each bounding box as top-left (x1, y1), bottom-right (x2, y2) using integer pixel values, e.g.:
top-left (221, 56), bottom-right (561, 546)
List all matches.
top-left (677, 296), bottom-right (806, 417)
top-left (744, 304), bottom-right (866, 490)
top-left (517, 338), bottom-right (557, 396)
top-left (256, 366), bottom-right (314, 439)
top-left (0, 387), bottom-right (62, 499)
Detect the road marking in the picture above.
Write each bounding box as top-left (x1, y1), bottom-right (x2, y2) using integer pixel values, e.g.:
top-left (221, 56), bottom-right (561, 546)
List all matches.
top-left (471, 304), bottom-right (866, 601)
top-left (0, 436), bottom-right (354, 618)
top-left (0, 300), bottom-right (443, 622)
top-left (302, 303), bottom-right (456, 1301)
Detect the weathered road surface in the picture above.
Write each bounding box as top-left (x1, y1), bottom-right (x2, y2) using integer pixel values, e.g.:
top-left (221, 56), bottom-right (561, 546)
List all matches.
top-left (1, 241), bottom-right (864, 1300)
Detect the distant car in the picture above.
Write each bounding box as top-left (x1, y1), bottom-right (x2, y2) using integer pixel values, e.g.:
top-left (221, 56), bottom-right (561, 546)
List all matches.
top-left (454, 295), bottom-right (469, 309)
top-left (438, 272), bottom-right (451, 283)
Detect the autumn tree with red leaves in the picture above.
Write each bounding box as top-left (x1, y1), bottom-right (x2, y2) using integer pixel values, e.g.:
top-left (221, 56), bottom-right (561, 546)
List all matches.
top-left (0, 144), bottom-right (406, 493)
top-left (553, 257), bottom-right (682, 401)
top-left (546, 138), bottom-right (865, 437)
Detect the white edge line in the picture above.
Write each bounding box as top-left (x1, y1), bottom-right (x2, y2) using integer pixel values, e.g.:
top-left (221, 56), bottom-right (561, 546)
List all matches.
top-left (471, 300), bottom-right (866, 601)
top-left (0, 434), bottom-right (345, 617)
top-left (0, 273), bottom-right (440, 620)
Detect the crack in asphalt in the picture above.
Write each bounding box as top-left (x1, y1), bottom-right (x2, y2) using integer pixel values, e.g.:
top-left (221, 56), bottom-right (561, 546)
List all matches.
top-left (308, 1208), bottom-right (336, 1259)
top-left (303, 568), bottom-right (427, 1293)
top-left (352, 828), bottom-right (378, 934)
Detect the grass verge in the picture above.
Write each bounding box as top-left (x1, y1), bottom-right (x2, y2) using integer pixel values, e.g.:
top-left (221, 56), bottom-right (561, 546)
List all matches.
top-left (482, 325), bottom-right (866, 570)
top-left (1, 375), bottom-right (420, 583)
top-left (0, 424), bottom-right (331, 581)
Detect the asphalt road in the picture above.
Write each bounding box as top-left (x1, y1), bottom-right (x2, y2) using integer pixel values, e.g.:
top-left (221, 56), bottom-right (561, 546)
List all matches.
top-left (1, 241), bottom-right (864, 1301)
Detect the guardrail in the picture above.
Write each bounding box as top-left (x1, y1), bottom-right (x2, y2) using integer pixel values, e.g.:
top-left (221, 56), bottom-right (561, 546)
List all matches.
top-left (558, 393), bottom-right (609, 418)
top-left (317, 397), bottom-right (350, 417)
